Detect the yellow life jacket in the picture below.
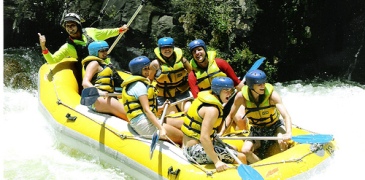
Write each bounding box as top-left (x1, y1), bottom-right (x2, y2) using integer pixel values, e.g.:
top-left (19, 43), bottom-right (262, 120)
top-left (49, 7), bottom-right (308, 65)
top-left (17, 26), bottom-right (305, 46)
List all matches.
top-left (190, 51), bottom-right (227, 91)
top-left (121, 76), bottom-right (157, 121)
top-left (154, 47), bottom-right (189, 97)
top-left (241, 83), bottom-right (280, 127)
top-left (181, 91), bottom-right (223, 140)
top-left (81, 56), bottom-right (116, 93)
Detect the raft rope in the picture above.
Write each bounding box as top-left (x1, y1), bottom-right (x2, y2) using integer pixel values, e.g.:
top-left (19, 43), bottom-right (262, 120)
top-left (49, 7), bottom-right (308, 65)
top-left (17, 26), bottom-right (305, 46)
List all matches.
top-left (47, 66), bottom-right (239, 177)
top-left (251, 143), bottom-right (324, 168)
top-left (121, 134), bottom-right (238, 177)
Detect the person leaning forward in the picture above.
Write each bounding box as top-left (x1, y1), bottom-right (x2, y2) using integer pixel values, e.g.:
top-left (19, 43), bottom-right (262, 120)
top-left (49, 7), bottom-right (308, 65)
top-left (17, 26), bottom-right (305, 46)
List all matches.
top-left (182, 77), bottom-right (247, 172)
top-left (121, 56), bottom-right (183, 144)
top-left (219, 69), bottom-right (292, 164)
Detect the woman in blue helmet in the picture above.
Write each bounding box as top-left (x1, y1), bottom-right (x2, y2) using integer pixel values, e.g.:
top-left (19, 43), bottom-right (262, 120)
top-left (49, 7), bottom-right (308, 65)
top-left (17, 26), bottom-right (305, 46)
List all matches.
top-left (149, 37), bottom-right (192, 115)
top-left (81, 41), bottom-right (127, 120)
top-left (182, 77), bottom-right (247, 172)
top-left (219, 69), bottom-right (292, 164)
top-left (121, 56), bottom-right (183, 144)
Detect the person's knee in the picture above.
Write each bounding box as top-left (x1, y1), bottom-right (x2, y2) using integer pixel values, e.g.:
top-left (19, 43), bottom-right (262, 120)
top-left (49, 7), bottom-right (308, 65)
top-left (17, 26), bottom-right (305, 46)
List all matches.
top-left (237, 153), bottom-right (247, 164)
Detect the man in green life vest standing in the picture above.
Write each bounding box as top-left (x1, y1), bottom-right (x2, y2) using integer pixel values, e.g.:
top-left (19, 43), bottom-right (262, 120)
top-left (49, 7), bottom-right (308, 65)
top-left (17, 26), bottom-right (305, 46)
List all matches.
top-left (38, 13), bottom-right (128, 91)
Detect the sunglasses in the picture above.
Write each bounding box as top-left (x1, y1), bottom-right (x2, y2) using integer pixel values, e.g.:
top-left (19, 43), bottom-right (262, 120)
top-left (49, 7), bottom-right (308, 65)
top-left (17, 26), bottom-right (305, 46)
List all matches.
top-left (99, 48), bottom-right (109, 53)
top-left (221, 88), bottom-right (234, 94)
top-left (142, 66), bottom-right (150, 71)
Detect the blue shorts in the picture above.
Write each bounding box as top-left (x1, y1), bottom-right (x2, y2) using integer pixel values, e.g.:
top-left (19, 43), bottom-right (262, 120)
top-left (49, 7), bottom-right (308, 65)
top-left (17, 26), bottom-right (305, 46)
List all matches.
top-left (156, 90), bottom-right (192, 106)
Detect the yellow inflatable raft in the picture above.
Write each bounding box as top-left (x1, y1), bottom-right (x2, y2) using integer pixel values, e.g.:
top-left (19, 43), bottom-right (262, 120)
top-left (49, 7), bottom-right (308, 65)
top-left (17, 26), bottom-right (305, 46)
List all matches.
top-left (38, 59), bottom-right (336, 179)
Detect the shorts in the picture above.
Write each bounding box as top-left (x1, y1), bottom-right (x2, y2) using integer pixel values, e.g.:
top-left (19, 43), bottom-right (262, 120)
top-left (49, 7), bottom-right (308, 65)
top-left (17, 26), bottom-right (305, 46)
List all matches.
top-left (249, 120), bottom-right (285, 158)
top-left (129, 116), bottom-right (159, 138)
top-left (183, 138), bottom-right (236, 164)
top-left (249, 120), bottom-right (285, 137)
top-left (156, 90), bottom-right (192, 106)
top-left (88, 103), bottom-right (96, 111)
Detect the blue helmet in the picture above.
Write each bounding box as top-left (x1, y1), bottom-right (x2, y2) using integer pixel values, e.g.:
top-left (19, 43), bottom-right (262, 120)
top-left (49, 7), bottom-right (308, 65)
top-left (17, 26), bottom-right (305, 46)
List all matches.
top-left (246, 69), bottom-right (267, 89)
top-left (211, 77), bottom-right (234, 95)
top-left (88, 41), bottom-right (109, 56)
top-left (188, 39), bottom-right (207, 52)
top-left (158, 37), bottom-right (174, 48)
top-left (129, 56), bottom-right (151, 75)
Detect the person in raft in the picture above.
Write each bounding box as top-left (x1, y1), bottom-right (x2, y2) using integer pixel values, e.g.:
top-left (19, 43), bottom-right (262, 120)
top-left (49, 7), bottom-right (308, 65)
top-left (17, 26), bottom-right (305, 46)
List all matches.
top-left (121, 56), bottom-right (183, 144)
top-left (187, 39), bottom-right (247, 132)
top-left (181, 77), bottom-right (247, 172)
top-left (148, 37), bottom-right (192, 115)
top-left (219, 69), bottom-right (292, 164)
top-left (38, 12), bottom-right (128, 90)
top-left (81, 41), bottom-right (127, 120)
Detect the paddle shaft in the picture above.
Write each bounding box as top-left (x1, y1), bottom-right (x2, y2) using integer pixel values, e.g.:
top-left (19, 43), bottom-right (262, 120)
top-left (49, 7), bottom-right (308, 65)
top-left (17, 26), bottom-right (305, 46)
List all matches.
top-left (102, 93), bottom-right (122, 97)
top-left (215, 136), bottom-right (243, 164)
top-left (222, 57), bottom-right (266, 107)
top-left (108, 3), bottom-right (144, 54)
top-left (221, 136), bottom-right (285, 141)
top-left (220, 134), bottom-right (334, 144)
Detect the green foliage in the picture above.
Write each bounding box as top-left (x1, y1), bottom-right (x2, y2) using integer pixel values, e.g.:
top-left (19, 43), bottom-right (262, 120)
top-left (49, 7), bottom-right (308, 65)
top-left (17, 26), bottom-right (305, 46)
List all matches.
top-left (171, 0), bottom-right (278, 79)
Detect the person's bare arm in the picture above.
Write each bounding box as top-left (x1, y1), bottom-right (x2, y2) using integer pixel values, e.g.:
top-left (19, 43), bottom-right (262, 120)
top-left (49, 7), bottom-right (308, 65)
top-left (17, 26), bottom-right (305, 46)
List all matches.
top-left (219, 92), bottom-right (244, 135)
top-left (200, 106), bottom-right (228, 172)
top-left (148, 60), bottom-right (159, 81)
top-left (182, 57), bottom-right (192, 73)
top-left (139, 94), bottom-right (167, 137)
top-left (271, 91), bottom-right (292, 139)
top-left (82, 61), bottom-right (100, 88)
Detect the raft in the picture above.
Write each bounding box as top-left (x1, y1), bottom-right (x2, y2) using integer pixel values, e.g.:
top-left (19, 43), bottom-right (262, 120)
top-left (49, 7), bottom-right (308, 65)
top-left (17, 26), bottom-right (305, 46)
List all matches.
top-left (37, 59), bottom-right (336, 179)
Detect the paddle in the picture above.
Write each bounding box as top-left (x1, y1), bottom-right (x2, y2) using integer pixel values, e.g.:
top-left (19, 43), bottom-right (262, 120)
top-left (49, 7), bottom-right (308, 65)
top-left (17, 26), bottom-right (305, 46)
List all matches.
top-left (150, 102), bottom-right (169, 160)
top-left (242, 57), bottom-right (266, 82)
top-left (107, 0), bottom-right (146, 54)
top-left (215, 136), bottom-right (263, 180)
top-left (220, 134), bottom-right (334, 144)
top-left (222, 57), bottom-right (266, 113)
top-left (149, 96), bottom-right (193, 159)
top-left (80, 87), bottom-right (121, 106)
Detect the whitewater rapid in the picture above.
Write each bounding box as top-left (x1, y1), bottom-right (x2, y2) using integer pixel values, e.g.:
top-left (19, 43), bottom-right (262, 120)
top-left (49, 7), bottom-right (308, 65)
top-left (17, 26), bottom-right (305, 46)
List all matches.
top-left (3, 81), bottom-right (365, 179)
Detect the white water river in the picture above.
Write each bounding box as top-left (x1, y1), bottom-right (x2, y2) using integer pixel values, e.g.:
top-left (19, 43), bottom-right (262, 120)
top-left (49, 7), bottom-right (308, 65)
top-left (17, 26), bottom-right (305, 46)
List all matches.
top-left (3, 81), bottom-right (365, 179)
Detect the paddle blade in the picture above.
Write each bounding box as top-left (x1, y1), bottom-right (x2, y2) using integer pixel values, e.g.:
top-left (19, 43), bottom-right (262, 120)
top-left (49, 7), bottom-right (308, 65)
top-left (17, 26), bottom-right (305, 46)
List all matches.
top-left (292, 134), bottom-right (333, 144)
top-left (237, 164), bottom-right (264, 180)
top-left (80, 87), bottom-right (99, 106)
top-left (247, 57), bottom-right (266, 73)
top-left (150, 131), bottom-right (159, 159)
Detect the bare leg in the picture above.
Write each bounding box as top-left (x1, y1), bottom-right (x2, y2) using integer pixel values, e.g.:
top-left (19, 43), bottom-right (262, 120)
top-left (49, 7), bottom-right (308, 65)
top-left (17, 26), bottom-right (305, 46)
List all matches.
top-left (165, 117), bottom-right (184, 129)
top-left (95, 97), bottom-right (127, 120)
top-left (236, 152), bottom-right (247, 164)
top-left (162, 123), bottom-right (183, 145)
top-left (241, 140), bottom-right (261, 164)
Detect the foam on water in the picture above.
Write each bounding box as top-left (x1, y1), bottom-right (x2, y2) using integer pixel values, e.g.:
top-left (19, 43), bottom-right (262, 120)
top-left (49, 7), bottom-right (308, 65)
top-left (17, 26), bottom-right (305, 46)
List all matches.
top-left (3, 81), bottom-right (365, 179)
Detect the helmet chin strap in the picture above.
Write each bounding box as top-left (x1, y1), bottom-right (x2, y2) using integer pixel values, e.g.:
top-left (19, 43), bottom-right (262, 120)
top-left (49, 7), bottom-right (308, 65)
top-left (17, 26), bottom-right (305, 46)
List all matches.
top-left (250, 88), bottom-right (260, 95)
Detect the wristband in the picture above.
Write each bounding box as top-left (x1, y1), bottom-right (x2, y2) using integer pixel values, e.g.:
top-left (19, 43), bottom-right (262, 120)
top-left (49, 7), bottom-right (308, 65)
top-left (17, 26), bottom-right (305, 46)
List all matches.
top-left (42, 48), bottom-right (49, 54)
top-left (119, 27), bottom-right (125, 33)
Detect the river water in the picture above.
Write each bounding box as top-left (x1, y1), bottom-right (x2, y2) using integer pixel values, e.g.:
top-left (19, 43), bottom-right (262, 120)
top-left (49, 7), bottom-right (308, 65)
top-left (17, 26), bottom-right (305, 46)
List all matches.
top-left (3, 79), bottom-right (365, 179)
